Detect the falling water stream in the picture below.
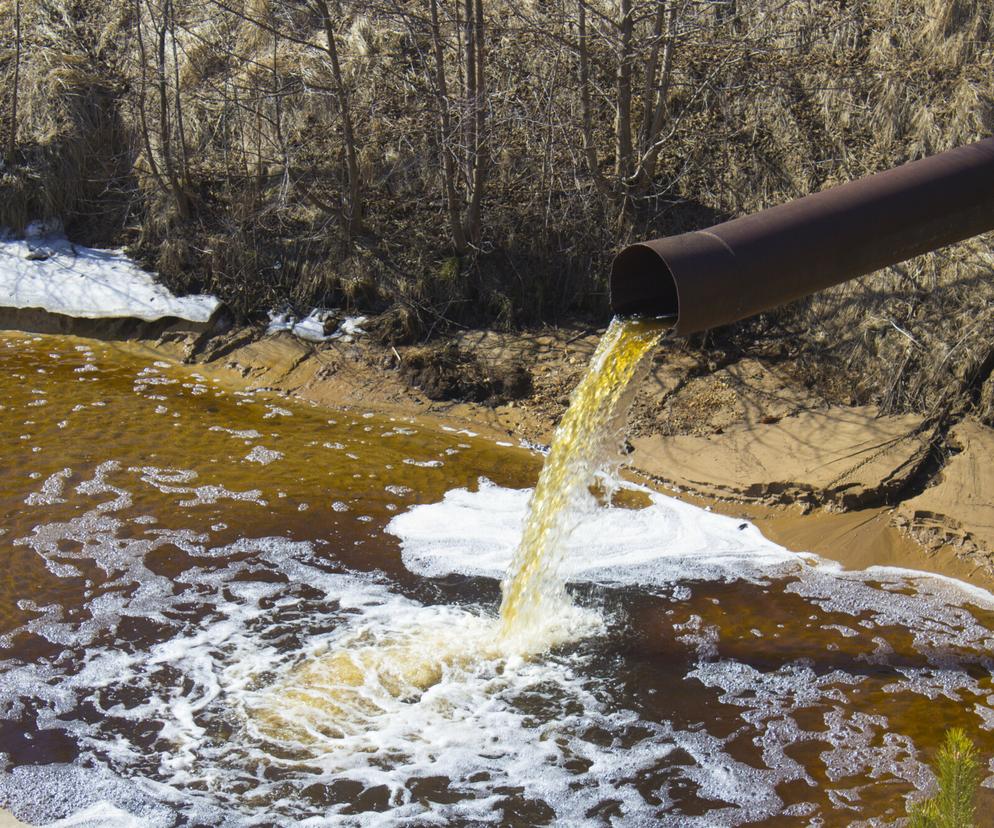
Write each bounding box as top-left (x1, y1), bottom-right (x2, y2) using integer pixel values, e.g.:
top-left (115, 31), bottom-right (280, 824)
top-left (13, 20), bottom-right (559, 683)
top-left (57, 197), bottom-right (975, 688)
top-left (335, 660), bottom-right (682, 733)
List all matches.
top-left (254, 317), bottom-right (666, 741)
top-left (499, 317), bottom-right (668, 650)
top-left (3, 327), bottom-right (994, 826)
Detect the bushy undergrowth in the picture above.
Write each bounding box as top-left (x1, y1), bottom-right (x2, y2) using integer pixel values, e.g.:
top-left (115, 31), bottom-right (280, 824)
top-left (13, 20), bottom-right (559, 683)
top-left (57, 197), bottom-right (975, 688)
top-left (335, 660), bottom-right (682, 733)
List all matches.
top-left (0, 0), bottom-right (992, 419)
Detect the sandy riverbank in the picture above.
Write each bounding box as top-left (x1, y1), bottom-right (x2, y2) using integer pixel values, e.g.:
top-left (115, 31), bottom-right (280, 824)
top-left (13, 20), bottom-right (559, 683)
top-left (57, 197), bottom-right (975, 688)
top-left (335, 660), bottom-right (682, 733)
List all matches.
top-left (4, 306), bottom-right (987, 594)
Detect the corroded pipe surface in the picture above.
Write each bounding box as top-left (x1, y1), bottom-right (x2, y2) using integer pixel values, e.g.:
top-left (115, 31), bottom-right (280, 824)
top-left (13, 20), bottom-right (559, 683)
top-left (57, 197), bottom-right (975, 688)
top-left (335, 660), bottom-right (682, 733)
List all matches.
top-left (611, 138), bottom-right (994, 335)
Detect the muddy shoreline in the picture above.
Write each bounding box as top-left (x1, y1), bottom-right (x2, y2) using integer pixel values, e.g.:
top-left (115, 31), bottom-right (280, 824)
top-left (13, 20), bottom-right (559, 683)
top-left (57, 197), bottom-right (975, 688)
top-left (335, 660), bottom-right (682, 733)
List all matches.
top-left (4, 307), bottom-right (994, 594)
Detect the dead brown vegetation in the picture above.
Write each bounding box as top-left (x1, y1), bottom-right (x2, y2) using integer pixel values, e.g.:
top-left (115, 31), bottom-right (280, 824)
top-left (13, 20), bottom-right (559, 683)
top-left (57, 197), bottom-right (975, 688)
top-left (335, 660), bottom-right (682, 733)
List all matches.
top-left (401, 341), bottom-right (531, 404)
top-left (0, 0), bottom-right (992, 423)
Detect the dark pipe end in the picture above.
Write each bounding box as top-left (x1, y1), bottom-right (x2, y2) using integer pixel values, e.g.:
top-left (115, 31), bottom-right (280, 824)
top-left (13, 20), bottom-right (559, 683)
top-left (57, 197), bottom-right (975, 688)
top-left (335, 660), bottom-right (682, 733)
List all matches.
top-left (610, 243), bottom-right (679, 319)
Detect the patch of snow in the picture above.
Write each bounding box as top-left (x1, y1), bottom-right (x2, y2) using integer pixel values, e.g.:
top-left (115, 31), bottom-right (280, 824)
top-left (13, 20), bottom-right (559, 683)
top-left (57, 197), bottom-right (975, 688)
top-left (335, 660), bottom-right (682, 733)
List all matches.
top-left (25, 218), bottom-right (64, 239)
top-left (266, 309), bottom-right (367, 342)
top-left (337, 314), bottom-right (366, 340)
top-left (0, 232), bottom-right (219, 323)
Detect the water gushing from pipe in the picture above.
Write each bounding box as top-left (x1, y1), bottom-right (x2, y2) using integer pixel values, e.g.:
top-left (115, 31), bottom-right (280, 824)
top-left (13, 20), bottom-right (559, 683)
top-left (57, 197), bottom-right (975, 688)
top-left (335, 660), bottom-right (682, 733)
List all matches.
top-left (498, 316), bottom-right (670, 651)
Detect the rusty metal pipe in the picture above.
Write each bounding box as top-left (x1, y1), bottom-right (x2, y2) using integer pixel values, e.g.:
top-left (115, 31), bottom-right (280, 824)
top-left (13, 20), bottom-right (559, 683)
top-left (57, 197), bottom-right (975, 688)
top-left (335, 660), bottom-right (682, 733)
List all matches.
top-left (610, 138), bottom-right (994, 335)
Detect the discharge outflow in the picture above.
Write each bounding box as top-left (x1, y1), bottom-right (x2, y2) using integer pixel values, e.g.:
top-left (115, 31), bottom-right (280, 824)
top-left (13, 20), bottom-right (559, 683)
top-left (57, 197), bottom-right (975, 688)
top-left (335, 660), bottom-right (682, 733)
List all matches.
top-left (251, 317), bottom-right (668, 745)
top-left (498, 316), bottom-right (668, 650)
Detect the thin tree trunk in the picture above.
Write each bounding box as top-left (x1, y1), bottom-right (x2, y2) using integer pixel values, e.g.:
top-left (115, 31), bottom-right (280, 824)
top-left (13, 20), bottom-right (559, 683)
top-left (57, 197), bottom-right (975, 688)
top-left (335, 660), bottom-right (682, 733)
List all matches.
top-left (462, 0), bottom-right (477, 195)
top-left (577, 0), bottom-right (611, 196)
top-left (134, 0), bottom-right (165, 187)
top-left (465, 0), bottom-right (487, 246)
top-left (614, 0), bottom-right (634, 181)
top-left (255, 95), bottom-right (264, 194)
top-left (7, 0), bottom-right (20, 160)
top-left (271, 22), bottom-right (288, 197)
top-left (168, 0), bottom-right (191, 188)
top-left (455, 0), bottom-right (465, 119)
top-left (635, 0), bottom-right (677, 188)
top-left (315, 0), bottom-right (363, 239)
top-left (638, 0), bottom-right (667, 154)
top-left (429, 0), bottom-right (468, 252)
top-left (152, 0), bottom-right (189, 218)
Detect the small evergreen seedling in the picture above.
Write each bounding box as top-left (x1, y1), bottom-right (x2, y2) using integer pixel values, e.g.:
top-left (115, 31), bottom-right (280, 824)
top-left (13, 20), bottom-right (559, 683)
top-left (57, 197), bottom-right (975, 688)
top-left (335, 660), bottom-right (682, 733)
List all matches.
top-left (908, 728), bottom-right (980, 828)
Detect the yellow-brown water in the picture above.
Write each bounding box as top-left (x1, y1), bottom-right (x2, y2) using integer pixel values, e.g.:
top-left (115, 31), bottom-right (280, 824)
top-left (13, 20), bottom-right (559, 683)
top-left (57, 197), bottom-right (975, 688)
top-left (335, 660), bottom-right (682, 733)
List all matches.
top-left (4, 329), bottom-right (994, 825)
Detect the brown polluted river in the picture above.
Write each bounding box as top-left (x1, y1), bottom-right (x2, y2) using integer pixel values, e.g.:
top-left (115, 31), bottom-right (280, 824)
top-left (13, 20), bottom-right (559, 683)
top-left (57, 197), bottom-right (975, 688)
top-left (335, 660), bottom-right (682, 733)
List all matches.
top-left (3, 325), bottom-right (994, 826)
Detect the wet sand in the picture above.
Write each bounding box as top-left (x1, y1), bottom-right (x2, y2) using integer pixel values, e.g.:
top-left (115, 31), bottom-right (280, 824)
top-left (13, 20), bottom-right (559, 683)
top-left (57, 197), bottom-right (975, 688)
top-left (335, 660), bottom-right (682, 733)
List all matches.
top-left (718, 499), bottom-right (994, 592)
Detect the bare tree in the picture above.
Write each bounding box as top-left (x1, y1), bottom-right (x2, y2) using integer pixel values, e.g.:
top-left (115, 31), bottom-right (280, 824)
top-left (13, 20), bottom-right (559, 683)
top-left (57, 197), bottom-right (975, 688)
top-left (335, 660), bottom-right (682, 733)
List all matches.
top-left (311, 0), bottom-right (364, 239)
top-left (134, 0), bottom-right (192, 218)
top-left (134, 0), bottom-right (165, 190)
top-left (429, 0), bottom-right (468, 251)
top-left (422, 0), bottom-right (488, 253)
top-left (205, 0), bottom-right (366, 239)
top-left (7, 0), bottom-right (21, 160)
top-left (577, 0), bottom-right (681, 224)
top-left (463, 0), bottom-right (487, 248)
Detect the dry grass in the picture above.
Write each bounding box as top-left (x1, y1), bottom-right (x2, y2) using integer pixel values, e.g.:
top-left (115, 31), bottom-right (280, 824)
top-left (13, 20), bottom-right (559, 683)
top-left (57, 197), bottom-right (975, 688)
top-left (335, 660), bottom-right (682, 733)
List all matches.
top-left (2, 0), bottom-right (992, 423)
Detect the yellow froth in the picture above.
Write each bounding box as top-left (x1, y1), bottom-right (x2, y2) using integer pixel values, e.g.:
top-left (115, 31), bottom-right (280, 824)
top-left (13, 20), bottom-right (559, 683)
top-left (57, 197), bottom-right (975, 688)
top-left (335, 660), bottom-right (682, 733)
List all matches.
top-left (252, 615), bottom-right (503, 744)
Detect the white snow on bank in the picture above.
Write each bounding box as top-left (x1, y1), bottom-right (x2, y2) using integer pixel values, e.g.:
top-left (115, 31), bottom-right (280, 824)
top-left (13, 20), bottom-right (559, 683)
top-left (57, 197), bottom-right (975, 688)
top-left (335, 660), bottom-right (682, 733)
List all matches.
top-left (267, 309), bottom-right (367, 342)
top-left (0, 233), bottom-right (219, 323)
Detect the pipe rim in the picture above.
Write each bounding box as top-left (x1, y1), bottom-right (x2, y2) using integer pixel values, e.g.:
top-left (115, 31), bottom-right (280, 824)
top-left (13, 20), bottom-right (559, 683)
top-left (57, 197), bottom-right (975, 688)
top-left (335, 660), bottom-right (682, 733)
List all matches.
top-left (610, 242), bottom-right (680, 322)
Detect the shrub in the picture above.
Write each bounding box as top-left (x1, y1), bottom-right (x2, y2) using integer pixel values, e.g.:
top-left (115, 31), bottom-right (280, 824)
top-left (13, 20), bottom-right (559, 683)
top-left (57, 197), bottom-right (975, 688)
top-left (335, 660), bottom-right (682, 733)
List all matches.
top-left (908, 728), bottom-right (981, 828)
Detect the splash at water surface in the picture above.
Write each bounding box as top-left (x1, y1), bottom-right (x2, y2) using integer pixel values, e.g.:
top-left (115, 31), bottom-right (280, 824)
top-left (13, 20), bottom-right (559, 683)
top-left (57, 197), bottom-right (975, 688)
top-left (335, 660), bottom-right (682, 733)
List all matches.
top-left (248, 316), bottom-right (665, 741)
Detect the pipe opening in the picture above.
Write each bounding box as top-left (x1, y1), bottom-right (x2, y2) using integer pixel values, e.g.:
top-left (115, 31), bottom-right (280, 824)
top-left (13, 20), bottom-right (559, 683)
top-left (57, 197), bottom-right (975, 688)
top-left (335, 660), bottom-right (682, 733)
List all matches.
top-left (609, 243), bottom-right (679, 320)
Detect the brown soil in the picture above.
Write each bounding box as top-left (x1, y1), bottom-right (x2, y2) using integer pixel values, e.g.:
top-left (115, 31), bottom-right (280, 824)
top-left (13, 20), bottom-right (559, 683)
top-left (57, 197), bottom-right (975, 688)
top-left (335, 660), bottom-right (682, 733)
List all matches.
top-left (654, 487), bottom-right (994, 595)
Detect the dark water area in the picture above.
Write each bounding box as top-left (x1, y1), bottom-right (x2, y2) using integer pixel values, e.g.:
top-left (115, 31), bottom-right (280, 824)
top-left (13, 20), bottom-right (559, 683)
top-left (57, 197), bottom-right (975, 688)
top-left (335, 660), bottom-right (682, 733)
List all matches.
top-left (2, 331), bottom-right (994, 826)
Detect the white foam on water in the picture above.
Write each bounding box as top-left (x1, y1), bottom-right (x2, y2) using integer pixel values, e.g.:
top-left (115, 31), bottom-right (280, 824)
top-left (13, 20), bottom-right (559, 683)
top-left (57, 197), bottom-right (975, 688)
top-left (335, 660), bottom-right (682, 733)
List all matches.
top-left (263, 405), bottom-right (292, 419)
top-left (0, 767), bottom-right (177, 827)
top-left (244, 446), bottom-right (283, 465)
top-left (129, 466), bottom-right (267, 507)
top-left (0, 505), bottom-right (682, 825)
top-left (209, 426), bottom-right (262, 440)
top-left (387, 477), bottom-right (811, 585)
top-left (24, 468), bottom-right (73, 506)
top-left (7, 425), bottom-right (994, 825)
top-left (41, 800), bottom-right (162, 828)
top-left (386, 478), bottom-right (994, 617)
top-left (381, 427), bottom-right (418, 437)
